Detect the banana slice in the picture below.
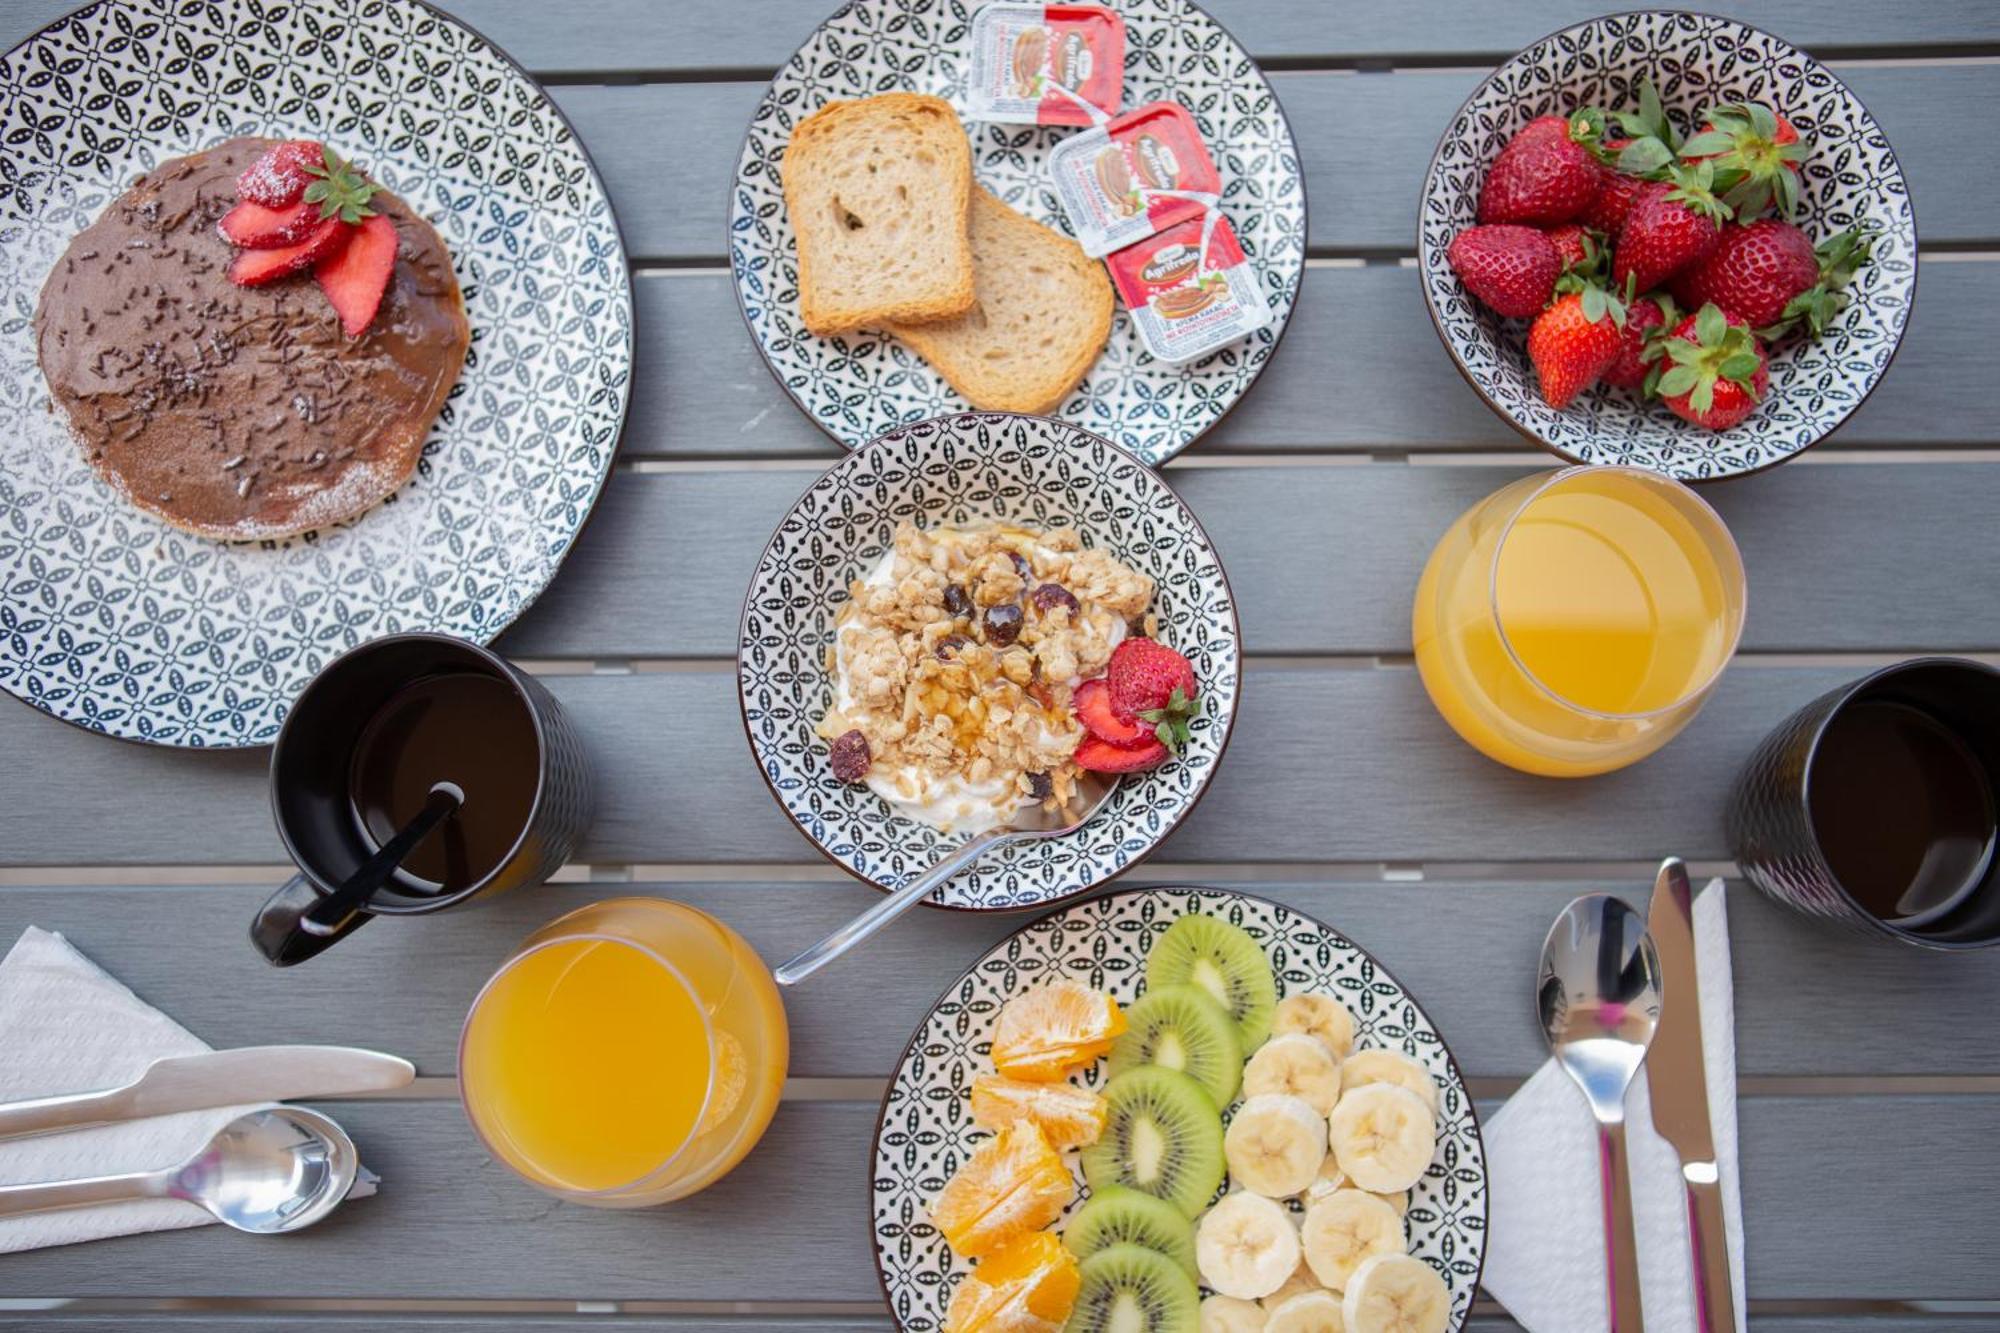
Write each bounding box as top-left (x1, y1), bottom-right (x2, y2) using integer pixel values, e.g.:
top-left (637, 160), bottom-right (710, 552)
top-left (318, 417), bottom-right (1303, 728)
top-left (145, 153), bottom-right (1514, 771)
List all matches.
top-left (1272, 993), bottom-right (1357, 1059)
top-left (1306, 1157), bottom-right (1348, 1203)
top-left (1266, 1289), bottom-right (1347, 1333)
top-left (1201, 1293), bottom-right (1271, 1333)
top-left (1341, 1253), bottom-right (1450, 1333)
top-left (1243, 1033), bottom-right (1344, 1116)
top-left (1300, 1189), bottom-right (1404, 1291)
top-left (1197, 1191), bottom-right (1302, 1300)
top-left (1339, 1050), bottom-right (1439, 1115)
top-left (1225, 1093), bottom-right (1328, 1198)
top-left (1260, 1259), bottom-right (1319, 1312)
top-left (1326, 1084), bottom-right (1435, 1194)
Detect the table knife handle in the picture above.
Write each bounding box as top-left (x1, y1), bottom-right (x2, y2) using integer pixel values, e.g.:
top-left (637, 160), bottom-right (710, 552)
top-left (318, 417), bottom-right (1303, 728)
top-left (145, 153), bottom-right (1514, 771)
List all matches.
top-left (0, 1087), bottom-right (129, 1142)
top-left (1599, 1119), bottom-right (1646, 1333)
top-left (1684, 1170), bottom-right (1738, 1333)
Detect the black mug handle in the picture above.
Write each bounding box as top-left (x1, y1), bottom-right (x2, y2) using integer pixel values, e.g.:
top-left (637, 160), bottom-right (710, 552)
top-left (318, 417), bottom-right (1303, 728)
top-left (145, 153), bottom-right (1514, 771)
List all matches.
top-left (250, 873), bottom-right (373, 967)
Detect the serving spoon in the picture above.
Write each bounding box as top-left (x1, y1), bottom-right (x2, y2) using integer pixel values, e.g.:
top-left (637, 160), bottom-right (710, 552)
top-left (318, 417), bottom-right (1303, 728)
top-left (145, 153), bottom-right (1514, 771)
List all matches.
top-left (0, 1105), bottom-right (358, 1235)
top-left (775, 771), bottom-right (1119, 985)
top-left (1538, 893), bottom-right (1663, 1333)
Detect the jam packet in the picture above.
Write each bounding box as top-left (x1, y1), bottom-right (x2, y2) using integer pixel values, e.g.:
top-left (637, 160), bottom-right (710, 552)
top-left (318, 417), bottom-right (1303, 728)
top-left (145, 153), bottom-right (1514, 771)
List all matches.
top-left (1046, 100), bottom-right (1221, 258)
top-left (964, 3), bottom-right (1125, 127)
top-left (1106, 212), bottom-right (1272, 363)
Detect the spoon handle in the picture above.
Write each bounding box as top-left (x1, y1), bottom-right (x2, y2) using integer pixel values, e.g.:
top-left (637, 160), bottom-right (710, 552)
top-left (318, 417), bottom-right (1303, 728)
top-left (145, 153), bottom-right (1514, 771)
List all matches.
top-left (0, 1167), bottom-right (167, 1219)
top-left (774, 827), bottom-right (1011, 985)
top-left (1597, 1118), bottom-right (1647, 1333)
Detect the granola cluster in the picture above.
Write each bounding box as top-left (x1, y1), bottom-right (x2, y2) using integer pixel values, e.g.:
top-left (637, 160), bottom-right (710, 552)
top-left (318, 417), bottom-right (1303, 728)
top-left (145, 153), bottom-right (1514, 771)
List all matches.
top-left (819, 521), bottom-right (1156, 832)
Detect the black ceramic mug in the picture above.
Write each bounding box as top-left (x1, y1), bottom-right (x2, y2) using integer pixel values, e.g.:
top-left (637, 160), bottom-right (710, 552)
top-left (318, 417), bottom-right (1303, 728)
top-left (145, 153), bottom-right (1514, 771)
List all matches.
top-left (1728, 657), bottom-right (2000, 951)
top-left (252, 633), bottom-right (594, 966)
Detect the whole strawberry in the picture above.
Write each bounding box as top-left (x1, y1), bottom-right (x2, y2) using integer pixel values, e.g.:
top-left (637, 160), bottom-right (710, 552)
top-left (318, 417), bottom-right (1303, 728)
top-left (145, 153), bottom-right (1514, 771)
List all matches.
top-left (1528, 290), bottom-right (1625, 409)
top-left (1612, 162), bottom-right (1732, 294)
top-left (1104, 637), bottom-right (1200, 752)
top-left (1582, 164), bottom-right (1649, 235)
top-left (1683, 102), bottom-right (1806, 218)
top-left (1673, 219), bottom-right (1872, 336)
top-left (1601, 295), bottom-right (1675, 391)
top-left (1585, 80), bottom-right (1680, 233)
top-left (1447, 225), bottom-right (1560, 318)
top-left (1656, 303), bottom-right (1770, 430)
top-left (1478, 113), bottom-right (1602, 226)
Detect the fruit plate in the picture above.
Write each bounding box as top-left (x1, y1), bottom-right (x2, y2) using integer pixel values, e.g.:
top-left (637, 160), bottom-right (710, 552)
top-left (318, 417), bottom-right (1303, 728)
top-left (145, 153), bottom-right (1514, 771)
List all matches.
top-left (1418, 11), bottom-right (1917, 481)
top-left (728, 0), bottom-right (1305, 466)
top-left (736, 412), bottom-right (1239, 910)
top-left (0, 0), bottom-right (630, 746)
top-left (871, 885), bottom-right (1489, 1331)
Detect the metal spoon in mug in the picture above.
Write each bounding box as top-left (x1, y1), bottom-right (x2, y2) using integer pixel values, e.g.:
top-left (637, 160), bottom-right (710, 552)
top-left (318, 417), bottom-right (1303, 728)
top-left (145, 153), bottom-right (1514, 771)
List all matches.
top-left (299, 782), bottom-right (463, 938)
top-left (1538, 893), bottom-right (1663, 1333)
top-left (0, 1105), bottom-right (359, 1235)
top-left (775, 772), bottom-right (1120, 985)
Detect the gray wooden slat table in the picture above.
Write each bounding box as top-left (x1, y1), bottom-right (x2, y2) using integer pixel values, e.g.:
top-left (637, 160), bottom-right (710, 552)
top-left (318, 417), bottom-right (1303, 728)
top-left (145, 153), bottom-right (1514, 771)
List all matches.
top-left (2, 1), bottom-right (1998, 1330)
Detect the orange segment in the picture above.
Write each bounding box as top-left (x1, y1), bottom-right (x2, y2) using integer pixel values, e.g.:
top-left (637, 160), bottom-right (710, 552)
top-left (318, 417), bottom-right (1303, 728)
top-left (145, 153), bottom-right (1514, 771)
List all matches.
top-left (944, 1232), bottom-right (1081, 1332)
top-left (929, 1121), bottom-right (1076, 1259)
top-left (988, 979), bottom-right (1126, 1082)
top-left (970, 1074), bottom-right (1107, 1149)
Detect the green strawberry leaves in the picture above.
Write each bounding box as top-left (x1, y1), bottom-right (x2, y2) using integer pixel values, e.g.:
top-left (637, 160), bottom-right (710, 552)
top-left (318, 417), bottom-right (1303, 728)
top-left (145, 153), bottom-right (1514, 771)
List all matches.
top-left (301, 148), bottom-right (379, 224)
top-left (1661, 301), bottom-right (1765, 414)
top-left (1607, 78), bottom-right (1680, 178)
top-left (1685, 101), bottom-right (1806, 219)
top-left (1136, 685), bottom-right (1198, 756)
top-left (1759, 224), bottom-right (1878, 340)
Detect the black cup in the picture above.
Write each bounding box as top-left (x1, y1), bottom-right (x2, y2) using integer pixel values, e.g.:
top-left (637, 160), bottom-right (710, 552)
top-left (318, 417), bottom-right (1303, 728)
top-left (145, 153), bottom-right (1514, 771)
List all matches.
top-left (252, 633), bottom-right (594, 966)
top-left (1728, 656), bottom-right (2000, 951)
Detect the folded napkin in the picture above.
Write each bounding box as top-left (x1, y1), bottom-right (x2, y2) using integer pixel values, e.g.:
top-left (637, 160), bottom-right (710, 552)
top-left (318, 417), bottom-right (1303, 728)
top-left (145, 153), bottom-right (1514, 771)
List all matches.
top-left (0, 926), bottom-right (373, 1253)
top-left (1481, 880), bottom-right (1747, 1333)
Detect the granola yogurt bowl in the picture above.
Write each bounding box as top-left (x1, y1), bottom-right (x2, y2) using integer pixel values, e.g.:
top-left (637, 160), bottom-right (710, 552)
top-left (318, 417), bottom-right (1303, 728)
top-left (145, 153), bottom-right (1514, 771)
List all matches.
top-left (737, 413), bottom-right (1241, 910)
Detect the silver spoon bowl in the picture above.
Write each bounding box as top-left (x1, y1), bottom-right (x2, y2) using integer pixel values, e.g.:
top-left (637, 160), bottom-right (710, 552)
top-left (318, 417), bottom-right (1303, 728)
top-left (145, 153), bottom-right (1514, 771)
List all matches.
top-left (0, 1105), bottom-right (358, 1235)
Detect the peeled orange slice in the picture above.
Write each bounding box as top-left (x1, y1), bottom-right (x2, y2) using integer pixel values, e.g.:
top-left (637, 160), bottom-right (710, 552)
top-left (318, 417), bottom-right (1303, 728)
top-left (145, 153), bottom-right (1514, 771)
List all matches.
top-left (944, 1231), bottom-right (1082, 1332)
top-left (930, 1121), bottom-right (1076, 1259)
top-left (970, 1073), bottom-right (1107, 1149)
top-left (989, 979), bottom-right (1126, 1082)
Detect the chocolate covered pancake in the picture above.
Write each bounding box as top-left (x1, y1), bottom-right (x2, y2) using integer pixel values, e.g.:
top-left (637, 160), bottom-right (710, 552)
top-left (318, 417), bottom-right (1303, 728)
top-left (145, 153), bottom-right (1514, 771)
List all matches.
top-left (34, 137), bottom-right (469, 541)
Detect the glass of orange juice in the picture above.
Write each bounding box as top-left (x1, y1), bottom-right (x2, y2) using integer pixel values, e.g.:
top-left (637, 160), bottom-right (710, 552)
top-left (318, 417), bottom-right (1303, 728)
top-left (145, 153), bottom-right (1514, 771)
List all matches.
top-left (1412, 465), bottom-right (1746, 777)
top-left (458, 897), bottom-right (788, 1206)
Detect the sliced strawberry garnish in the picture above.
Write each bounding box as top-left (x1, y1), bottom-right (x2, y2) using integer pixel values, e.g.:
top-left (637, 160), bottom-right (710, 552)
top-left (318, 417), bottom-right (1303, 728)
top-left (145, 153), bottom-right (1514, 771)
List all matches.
top-left (1075, 734), bottom-right (1170, 774)
top-left (217, 198), bottom-right (322, 250)
top-left (228, 217), bottom-right (352, 287)
top-left (236, 140), bottom-right (325, 209)
top-left (1073, 679), bottom-right (1152, 748)
top-left (313, 213), bottom-right (398, 337)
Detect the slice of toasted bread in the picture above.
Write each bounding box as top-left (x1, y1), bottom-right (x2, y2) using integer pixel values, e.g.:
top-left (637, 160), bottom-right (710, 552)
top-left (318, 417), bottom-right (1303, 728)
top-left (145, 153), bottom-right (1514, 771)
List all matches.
top-left (888, 187), bottom-right (1113, 415)
top-left (782, 93), bottom-right (976, 336)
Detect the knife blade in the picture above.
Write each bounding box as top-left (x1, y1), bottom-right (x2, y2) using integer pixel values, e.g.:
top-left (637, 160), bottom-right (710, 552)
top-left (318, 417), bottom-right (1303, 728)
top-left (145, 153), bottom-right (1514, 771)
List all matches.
top-left (0, 1045), bottom-right (415, 1142)
top-left (1645, 858), bottom-right (1738, 1333)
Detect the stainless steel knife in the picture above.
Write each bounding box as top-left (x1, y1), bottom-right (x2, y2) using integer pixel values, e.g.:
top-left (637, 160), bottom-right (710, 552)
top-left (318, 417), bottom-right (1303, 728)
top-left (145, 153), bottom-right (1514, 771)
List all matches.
top-left (0, 1046), bottom-right (415, 1141)
top-left (1646, 858), bottom-right (1738, 1333)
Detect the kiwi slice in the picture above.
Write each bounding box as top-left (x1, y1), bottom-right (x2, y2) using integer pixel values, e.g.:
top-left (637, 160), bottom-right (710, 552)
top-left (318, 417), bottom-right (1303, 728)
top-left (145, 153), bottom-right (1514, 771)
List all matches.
top-left (1063, 1185), bottom-right (1199, 1279)
top-left (1066, 1242), bottom-right (1200, 1333)
top-left (1081, 1066), bottom-right (1224, 1220)
top-left (1144, 915), bottom-right (1278, 1050)
top-left (1106, 982), bottom-right (1243, 1107)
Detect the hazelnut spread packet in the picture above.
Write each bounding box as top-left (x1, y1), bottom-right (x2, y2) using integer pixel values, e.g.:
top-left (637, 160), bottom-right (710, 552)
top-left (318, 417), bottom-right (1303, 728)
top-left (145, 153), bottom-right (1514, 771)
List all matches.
top-left (1106, 212), bottom-right (1272, 363)
top-left (1047, 100), bottom-right (1221, 257)
top-left (965, 2), bottom-right (1125, 127)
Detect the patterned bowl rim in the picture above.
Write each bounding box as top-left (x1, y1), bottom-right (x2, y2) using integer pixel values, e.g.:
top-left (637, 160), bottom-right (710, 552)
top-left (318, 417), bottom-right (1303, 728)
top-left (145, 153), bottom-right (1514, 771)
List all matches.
top-left (0, 0), bottom-right (635, 749)
top-left (733, 410), bottom-right (1243, 913)
top-left (866, 882), bottom-right (1492, 1331)
top-left (1414, 7), bottom-right (1920, 482)
top-left (723, 0), bottom-right (1309, 462)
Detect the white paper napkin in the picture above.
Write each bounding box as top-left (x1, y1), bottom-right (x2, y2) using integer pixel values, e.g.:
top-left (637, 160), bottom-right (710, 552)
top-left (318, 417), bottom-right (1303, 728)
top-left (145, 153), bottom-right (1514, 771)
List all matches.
top-left (1481, 880), bottom-right (1747, 1333)
top-left (0, 926), bottom-right (374, 1253)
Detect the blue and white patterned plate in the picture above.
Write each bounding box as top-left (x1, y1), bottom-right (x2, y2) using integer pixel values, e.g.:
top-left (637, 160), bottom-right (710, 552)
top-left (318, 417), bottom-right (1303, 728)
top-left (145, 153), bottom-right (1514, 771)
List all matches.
top-left (1418, 11), bottom-right (1917, 480)
top-left (729, 0), bottom-right (1305, 465)
top-left (737, 412), bottom-right (1240, 910)
top-left (872, 886), bottom-right (1489, 1332)
top-left (0, 0), bottom-right (630, 746)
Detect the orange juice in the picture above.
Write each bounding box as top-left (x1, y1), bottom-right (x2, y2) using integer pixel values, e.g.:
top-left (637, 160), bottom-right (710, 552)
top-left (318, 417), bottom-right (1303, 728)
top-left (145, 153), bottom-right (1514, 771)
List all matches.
top-left (459, 897), bottom-right (788, 1206)
top-left (1412, 466), bottom-right (1745, 776)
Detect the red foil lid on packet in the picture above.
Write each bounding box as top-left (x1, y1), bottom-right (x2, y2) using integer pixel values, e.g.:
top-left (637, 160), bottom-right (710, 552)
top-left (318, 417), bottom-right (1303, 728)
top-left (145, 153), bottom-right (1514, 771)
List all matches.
top-left (1047, 100), bottom-right (1221, 257)
top-left (1106, 212), bottom-right (1272, 364)
top-left (964, 3), bottom-right (1125, 127)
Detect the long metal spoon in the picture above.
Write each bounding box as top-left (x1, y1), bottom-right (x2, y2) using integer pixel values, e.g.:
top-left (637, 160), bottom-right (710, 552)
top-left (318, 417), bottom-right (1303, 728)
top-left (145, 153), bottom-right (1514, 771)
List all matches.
top-left (775, 772), bottom-right (1119, 985)
top-left (0, 1105), bottom-right (359, 1235)
top-left (1539, 893), bottom-right (1663, 1333)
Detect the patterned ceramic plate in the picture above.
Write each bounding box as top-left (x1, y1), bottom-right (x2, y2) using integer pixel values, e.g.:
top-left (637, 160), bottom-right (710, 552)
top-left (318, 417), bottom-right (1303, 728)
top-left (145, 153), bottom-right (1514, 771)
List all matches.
top-left (0, 0), bottom-right (630, 745)
top-left (737, 412), bottom-right (1239, 909)
top-left (729, 0), bottom-right (1305, 465)
top-left (872, 886), bottom-right (1489, 1331)
top-left (1418, 11), bottom-right (1916, 480)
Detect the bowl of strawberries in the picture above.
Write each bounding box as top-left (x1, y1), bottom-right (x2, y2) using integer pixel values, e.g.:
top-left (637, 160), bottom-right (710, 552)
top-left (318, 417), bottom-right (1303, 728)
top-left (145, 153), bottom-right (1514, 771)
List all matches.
top-left (1418, 11), bottom-right (1917, 480)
